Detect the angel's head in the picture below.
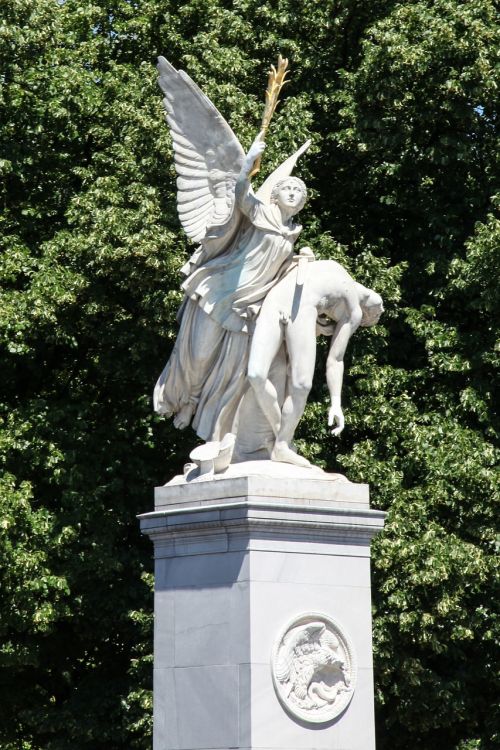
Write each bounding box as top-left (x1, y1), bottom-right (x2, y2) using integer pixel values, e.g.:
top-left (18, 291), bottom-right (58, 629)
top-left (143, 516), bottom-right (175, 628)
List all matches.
top-left (270, 177), bottom-right (307, 215)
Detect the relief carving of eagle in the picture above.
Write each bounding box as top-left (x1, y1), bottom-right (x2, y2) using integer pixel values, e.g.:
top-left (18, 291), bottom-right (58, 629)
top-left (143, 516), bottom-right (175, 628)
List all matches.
top-left (275, 621), bottom-right (351, 709)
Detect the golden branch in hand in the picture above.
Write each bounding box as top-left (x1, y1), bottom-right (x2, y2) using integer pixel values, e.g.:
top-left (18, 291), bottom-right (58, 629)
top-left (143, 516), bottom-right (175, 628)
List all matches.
top-left (250, 55), bottom-right (290, 177)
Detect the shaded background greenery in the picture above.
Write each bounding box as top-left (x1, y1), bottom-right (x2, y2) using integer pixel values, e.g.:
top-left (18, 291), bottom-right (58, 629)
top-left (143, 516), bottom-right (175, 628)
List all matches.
top-left (0, 0), bottom-right (498, 748)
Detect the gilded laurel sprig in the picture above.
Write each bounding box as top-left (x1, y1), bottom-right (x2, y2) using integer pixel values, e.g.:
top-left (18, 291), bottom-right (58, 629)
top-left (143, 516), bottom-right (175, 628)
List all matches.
top-left (250, 55), bottom-right (290, 177)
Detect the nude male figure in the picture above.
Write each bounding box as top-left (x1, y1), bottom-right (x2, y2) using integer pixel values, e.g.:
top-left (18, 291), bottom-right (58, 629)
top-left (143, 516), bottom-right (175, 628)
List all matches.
top-left (247, 259), bottom-right (383, 467)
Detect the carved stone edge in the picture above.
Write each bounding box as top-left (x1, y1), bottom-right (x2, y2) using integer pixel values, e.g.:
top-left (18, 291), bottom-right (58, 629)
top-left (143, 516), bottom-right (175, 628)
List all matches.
top-left (139, 502), bottom-right (386, 550)
top-left (139, 503), bottom-right (386, 559)
top-left (154, 473), bottom-right (370, 509)
top-left (271, 610), bottom-right (357, 725)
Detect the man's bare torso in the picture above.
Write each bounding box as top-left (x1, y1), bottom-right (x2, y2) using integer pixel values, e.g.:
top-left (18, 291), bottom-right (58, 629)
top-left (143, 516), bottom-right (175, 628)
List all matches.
top-left (261, 259), bottom-right (358, 324)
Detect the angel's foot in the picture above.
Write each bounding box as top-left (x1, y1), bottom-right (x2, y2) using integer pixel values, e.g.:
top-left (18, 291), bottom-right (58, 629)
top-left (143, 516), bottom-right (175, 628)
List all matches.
top-left (173, 403), bottom-right (195, 430)
top-left (271, 441), bottom-right (311, 468)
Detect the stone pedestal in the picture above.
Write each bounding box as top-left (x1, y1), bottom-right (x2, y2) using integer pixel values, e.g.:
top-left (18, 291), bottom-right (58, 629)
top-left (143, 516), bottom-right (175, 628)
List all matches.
top-left (139, 463), bottom-right (385, 750)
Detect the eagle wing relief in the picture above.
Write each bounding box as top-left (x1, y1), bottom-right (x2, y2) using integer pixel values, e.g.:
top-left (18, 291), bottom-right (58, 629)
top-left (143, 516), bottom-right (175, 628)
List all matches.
top-left (275, 622), bottom-right (325, 699)
top-left (157, 57), bottom-right (245, 249)
top-left (272, 615), bottom-right (357, 722)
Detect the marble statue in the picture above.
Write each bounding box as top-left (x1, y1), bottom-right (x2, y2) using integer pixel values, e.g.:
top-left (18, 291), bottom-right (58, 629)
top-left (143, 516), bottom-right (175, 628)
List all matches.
top-left (145, 63), bottom-right (382, 750)
top-left (153, 57), bottom-right (311, 443)
top-left (247, 260), bottom-right (383, 467)
top-left (153, 57), bottom-right (383, 471)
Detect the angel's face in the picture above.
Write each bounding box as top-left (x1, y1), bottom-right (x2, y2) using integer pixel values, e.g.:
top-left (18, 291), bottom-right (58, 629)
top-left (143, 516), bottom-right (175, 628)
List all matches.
top-left (274, 180), bottom-right (304, 213)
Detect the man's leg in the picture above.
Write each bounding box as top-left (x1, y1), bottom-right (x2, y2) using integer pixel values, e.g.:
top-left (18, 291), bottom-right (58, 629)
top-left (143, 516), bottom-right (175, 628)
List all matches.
top-left (271, 312), bottom-right (316, 467)
top-left (247, 307), bottom-right (284, 437)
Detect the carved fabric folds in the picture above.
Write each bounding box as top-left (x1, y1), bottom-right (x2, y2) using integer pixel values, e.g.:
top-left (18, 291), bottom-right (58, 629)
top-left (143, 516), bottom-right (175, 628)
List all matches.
top-left (182, 194), bottom-right (301, 333)
top-left (154, 299), bottom-right (249, 440)
top-left (153, 191), bottom-right (302, 440)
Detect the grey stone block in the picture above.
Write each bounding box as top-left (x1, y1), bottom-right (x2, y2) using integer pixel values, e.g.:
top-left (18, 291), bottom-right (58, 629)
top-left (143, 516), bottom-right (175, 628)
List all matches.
top-left (174, 665), bottom-right (239, 749)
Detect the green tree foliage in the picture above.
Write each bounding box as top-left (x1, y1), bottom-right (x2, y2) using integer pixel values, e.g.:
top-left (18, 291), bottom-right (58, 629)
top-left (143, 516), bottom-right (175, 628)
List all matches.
top-left (0, 1), bottom-right (498, 748)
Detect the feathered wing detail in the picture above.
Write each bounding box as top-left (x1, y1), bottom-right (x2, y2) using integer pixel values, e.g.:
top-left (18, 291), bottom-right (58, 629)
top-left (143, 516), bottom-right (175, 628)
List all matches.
top-left (255, 140), bottom-right (311, 204)
top-left (276, 623), bottom-right (325, 687)
top-left (157, 57), bottom-right (245, 243)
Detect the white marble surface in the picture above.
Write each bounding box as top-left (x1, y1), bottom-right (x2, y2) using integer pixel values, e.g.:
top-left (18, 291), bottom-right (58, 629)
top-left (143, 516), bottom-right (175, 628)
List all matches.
top-left (248, 578), bottom-right (374, 670)
top-left (141, 471), bottom-right (383, 750)
top-left (175, 665), bottom-right (239, 748)
top-left (247, 548), bottom-right (370, 586)
top-left (155, 550), bottom-right (249, 588)
top-left (156, 461), bottom-right (368, 509)
top-left (141, 499), bottom-right (384, 560)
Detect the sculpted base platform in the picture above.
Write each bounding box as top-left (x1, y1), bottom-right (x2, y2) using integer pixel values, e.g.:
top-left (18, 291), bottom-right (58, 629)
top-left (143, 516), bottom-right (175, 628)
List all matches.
top-left (139, 463), bottom-right (385, 750)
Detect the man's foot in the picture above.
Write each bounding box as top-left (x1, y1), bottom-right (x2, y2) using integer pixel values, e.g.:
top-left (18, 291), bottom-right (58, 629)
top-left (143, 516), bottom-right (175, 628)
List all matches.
top-left (173, 403), bottom-right (195, 430)
top-left (271, 441), bottom-right (311, 468)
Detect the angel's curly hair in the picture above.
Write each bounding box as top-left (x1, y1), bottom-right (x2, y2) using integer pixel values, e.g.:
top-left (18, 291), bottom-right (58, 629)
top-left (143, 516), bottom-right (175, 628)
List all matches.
top-left (270, 176), bottom-right (307, 212)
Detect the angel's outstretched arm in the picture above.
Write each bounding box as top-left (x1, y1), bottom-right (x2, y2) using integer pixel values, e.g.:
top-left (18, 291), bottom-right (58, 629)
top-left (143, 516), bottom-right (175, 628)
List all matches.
top-left (235, 137), bottom-right (266, 216)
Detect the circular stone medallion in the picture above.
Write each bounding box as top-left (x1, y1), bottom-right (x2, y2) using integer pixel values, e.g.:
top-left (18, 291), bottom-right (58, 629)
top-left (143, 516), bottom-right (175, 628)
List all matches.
top-left (271, 612), bottom-right (357, 724)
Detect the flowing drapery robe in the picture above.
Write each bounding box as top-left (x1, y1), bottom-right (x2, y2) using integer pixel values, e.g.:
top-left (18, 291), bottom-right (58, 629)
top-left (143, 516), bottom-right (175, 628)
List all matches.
top-left (154, 188), bottom-right (301, 441)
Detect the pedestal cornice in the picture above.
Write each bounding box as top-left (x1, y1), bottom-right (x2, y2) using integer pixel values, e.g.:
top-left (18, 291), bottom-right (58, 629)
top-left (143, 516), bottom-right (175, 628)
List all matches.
top-left (139, 467), bottom-right (385, 558)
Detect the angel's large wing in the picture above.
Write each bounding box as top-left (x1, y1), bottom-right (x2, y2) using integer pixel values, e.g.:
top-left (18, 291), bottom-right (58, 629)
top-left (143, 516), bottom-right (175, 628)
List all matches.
top-left (158, 57), bottom-right (245, 243)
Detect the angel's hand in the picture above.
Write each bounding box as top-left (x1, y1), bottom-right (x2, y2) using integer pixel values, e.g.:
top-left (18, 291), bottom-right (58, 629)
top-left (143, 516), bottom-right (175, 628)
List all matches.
top-left (246, 137), bottom-right (266, 164)
top-left (328, 403), bottom-right (345, 437)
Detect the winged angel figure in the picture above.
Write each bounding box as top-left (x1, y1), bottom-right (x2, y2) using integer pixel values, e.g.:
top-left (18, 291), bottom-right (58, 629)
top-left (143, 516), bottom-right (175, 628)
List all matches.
top-left (153, 58), bottom-right (311, 443)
